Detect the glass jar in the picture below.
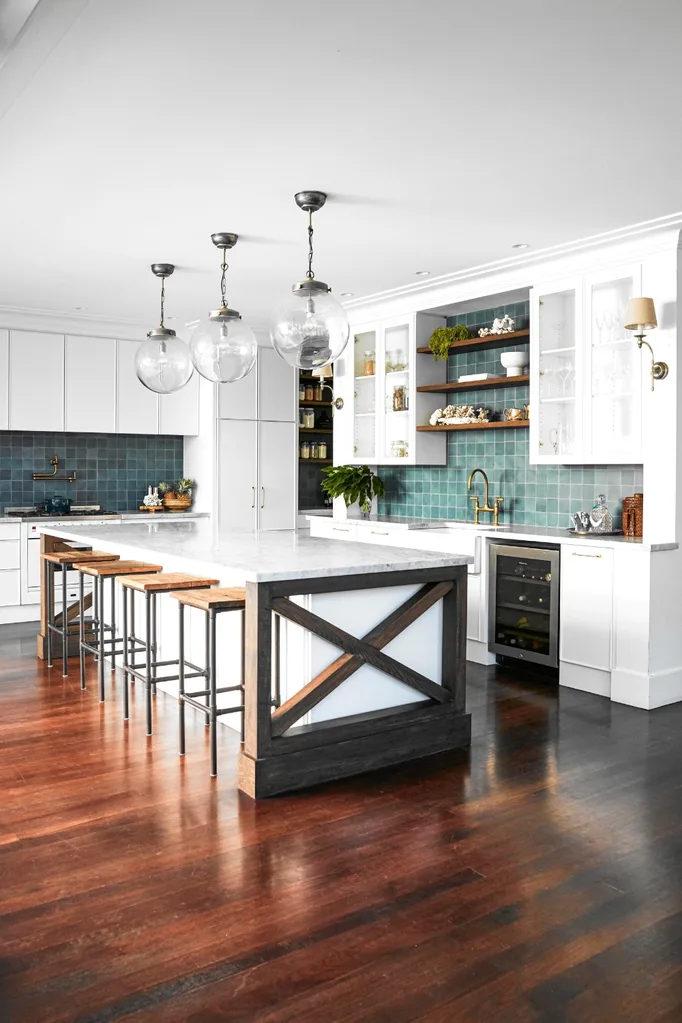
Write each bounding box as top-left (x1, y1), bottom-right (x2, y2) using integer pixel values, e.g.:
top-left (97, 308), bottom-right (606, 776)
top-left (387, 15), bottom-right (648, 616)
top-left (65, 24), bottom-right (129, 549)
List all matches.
top-left (391, 439), bottom-right (408, 458)
top-left (392, 384), bottom-right (407, 411)
top-left (303, 408), bottom-right (315, 429)
top-left (305, 383), bottom-right (314, 401)
top-left (363, 350), bottom-right (375, 376)
top-left (299, 381), bottom-right (306, 402)
top-left (318, 440), bottom-right (327, 459)
top-left (300, 441), bottom-right (310, 459)
top-left (298, 407), bottom-right (305, 427)
top-left (310, 441), bottom-right (319, 459)
top-left (313, 383), bottom-right (322, 401)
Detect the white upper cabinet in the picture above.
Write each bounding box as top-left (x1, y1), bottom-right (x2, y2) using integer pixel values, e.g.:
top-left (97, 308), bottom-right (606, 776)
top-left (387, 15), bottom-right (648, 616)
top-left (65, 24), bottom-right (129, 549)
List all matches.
top-left (159, 369), bottom-right (199, 436)
top-left (530, 265), bottom-right (643, 465)
top-left (65, 335), bottom-right (117, 433)
top-left (9, 330), bottom-right (64, 432)
top-left (258, 346), bottom-right (296, 422)
top-left (218, 360), bottom-right (257, 420)
top-left (0, 330), bottom-right (8, 429)
top-left (116, 339), bottom-right (159, 435)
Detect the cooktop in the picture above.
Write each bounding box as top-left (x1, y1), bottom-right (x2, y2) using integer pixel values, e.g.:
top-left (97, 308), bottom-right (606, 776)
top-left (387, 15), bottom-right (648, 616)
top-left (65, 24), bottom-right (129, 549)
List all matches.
top-left (5, 506), bottom-right (119, 518)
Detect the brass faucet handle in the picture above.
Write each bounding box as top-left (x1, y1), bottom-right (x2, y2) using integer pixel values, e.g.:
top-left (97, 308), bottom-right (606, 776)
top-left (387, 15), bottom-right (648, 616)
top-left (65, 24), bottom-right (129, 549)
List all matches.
top-left (493, 496), bottom-right (504, 526)
top-left (469, 495), bottom-right (480, 525)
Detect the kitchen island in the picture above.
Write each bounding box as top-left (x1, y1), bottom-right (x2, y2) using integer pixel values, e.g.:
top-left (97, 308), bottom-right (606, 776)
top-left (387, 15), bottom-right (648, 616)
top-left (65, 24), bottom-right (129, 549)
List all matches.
top-left (39, 520), bottom-right (472, 798)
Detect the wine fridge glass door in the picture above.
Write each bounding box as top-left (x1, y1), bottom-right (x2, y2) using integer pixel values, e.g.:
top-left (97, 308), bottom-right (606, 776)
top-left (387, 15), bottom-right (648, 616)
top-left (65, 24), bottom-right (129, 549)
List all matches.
top-left (488, 544), bottom-right (560, 668)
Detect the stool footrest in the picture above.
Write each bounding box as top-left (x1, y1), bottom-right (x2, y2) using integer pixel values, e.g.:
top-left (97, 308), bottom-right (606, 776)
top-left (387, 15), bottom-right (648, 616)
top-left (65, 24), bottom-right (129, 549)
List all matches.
top-left (181, 694), bottom-right (243, 718)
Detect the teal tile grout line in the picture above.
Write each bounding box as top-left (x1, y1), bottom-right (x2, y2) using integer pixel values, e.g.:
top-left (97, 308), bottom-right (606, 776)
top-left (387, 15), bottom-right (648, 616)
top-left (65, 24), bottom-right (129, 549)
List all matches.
top-left (376, 301), bottom-right (643, 528)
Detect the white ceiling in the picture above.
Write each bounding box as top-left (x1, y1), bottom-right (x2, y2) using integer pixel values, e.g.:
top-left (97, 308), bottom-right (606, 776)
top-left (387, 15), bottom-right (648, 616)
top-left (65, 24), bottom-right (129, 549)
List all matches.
top-left (0, 0), bottom-right (681, 332)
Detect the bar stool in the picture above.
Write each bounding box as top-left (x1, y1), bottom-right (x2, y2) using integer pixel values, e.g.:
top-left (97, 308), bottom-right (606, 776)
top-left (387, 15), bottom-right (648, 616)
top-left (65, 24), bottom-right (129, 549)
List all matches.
top-left (73, 560), bottom-right (164, 703)
top-left (169, 588), bottom-right (282, 777)
top-left (119, 573), bottom-right (219, 736)
top-left (43, 550), bottom-right (120, 678)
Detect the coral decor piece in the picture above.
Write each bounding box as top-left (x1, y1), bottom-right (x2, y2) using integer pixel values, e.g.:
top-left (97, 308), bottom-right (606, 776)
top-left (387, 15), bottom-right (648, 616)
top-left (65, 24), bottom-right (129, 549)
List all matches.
top-left (429, 404), bottom-right (490, 426)
top-left (479, 315), bottom-right (515, 337)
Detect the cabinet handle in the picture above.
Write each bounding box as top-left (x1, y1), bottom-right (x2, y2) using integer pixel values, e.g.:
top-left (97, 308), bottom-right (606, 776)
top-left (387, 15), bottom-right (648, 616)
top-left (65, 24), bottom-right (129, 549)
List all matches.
top-left (332, 526), bottom-right (350, 532)
top-left (260, 487), bottom-right (265, 509)
top-left (251, 487), bottom-right (255, 508)
top-left (571, 552), bottom-right (602, 558)
top-left (370, 530), bottom-right (389, 535)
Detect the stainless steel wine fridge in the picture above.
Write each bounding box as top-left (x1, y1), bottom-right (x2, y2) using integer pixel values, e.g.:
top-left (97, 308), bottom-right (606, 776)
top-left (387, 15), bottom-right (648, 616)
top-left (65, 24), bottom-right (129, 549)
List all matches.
top-left (488, 543), bottom-right (560, 668)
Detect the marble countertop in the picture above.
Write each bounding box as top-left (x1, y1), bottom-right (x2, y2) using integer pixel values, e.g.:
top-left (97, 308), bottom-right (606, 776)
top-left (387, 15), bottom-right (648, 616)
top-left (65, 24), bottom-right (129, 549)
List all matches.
top-left (38, 520), bottom-right (472, 583)
top-left (119, 511), bottom-right (209, 520)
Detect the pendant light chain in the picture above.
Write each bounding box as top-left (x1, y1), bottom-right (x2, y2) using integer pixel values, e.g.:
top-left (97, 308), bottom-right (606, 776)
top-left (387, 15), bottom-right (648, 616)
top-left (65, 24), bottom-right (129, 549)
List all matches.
top-left (220, 248), bottom-right (229, 309)
top-left (306, 211), bottom-right (315, 280)
top-left (159, 277), bottom-right (166, 328)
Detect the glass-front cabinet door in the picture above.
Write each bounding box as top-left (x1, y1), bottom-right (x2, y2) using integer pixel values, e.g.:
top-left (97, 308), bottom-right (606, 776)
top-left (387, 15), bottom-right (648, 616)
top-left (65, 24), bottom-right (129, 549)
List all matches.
top-left (584, 264), bottom-right (642, 463)
top-left (382, 320), bottom-right (411, 462)
top-left (530, 278), bottom-right (583, 463)
top-left (351, 327), bottom-right (377, 462)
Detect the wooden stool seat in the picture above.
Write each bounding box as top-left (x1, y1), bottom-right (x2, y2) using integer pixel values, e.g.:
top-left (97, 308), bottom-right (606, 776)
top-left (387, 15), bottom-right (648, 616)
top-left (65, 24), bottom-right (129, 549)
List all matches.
top-left (169, 586), bottom-right (246, 611)
top-left (119, 572), bottom-right (220, 593)
top-left (43, 550), bottom-right (120, 565)
top-left (76, 560), bottom-right (163, 577)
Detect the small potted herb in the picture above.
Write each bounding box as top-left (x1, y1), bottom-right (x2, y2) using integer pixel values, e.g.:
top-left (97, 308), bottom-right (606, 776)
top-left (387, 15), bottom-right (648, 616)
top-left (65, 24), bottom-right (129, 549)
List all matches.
top-left (429, 324), bottom-right (473, 361)
top-left (321, 464), bottom-right (385, 518)
top-left (161, 478), bottom-right (195, 512)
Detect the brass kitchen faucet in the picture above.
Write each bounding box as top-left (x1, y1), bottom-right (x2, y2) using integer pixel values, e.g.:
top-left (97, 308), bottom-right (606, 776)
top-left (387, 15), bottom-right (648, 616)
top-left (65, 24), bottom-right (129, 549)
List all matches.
top-left (467, 468), bottom-right (504, 525)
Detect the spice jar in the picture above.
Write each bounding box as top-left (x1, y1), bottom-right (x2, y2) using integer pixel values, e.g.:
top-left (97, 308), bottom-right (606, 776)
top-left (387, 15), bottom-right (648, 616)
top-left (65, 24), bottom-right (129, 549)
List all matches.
top-left (299, 381), bottom-right (306, 402)
top-left (303, 408), bottom-right (315, 429)
top-left (318, 440), bottom-right (327, 459)
top-left (313, 383), bottom-right (322, 401)
top-left (310, 441), bottom-right (319, 459)
top-left (300, 441), bottom-right (310, 459)
top-left (305, 383), bottom-right (314, 401)
top-left (363, 350), bottom-right (375, 376)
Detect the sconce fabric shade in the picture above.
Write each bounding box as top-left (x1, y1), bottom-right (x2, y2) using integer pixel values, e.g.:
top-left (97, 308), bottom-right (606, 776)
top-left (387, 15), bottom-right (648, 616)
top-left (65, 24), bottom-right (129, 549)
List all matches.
top-left (624, 297), bottom-right (657, 331)
top-left (312, 364), bottom-right (333, 379)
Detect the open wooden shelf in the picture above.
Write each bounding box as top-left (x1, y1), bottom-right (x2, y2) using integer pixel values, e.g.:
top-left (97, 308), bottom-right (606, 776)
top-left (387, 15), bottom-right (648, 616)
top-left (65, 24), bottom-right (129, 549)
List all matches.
top-left (416, 328), bottom-right (530, 355)
top-left (417, 374), bottom-right (530, 394)
top-left (299, 400), bottom-right (332, 407)
top-left (417, 420), bottom-right (529, 433)
top-left (299, 458), bottom-right (332, 464)
top-left (299, 427), bottom-right (333, 434)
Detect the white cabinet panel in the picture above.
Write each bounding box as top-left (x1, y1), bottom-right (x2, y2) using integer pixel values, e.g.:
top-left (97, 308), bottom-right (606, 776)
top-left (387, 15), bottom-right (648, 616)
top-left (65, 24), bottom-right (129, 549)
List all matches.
top-left (160, 369), bottom-right (199, 435)
top-left (0, 571), bottom-right (20, 606)
top-left (65, 335), bottom-right (117, 433)
top-left (560, 544), bottom-right (613, 670)
top-left (258, 347), bottom-right (296, 422)
top-left (117, 340), bottom-right (158, 435)
top-left (218, 420), bottom-right (257, 532)
top-left (0, 330), bottom-right (8, 429)
top-left (218, 364), bottom-right (257, 420)
top-left (258, 421), bottom-right (296, 530)
top-left (0, 542), bottom-right (20, 571)
top-left (9, 330), bottom-right (64, 431)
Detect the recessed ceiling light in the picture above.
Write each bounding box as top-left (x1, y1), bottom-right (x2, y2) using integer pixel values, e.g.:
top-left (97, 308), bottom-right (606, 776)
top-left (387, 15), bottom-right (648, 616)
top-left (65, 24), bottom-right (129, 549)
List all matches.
top-left (340, 292), bottom-right (354, 298)
top-left (415, 270), bottom-right (430, 276)
top-left (74, 305), bottom-right (88, 311)
top-left (511, 243), bottom-right (530, 250)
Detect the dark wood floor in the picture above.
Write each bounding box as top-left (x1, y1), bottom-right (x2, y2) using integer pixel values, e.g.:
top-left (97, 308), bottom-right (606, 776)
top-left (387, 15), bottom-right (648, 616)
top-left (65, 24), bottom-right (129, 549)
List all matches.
top-left (1, 625), bottom-right (682, 1023)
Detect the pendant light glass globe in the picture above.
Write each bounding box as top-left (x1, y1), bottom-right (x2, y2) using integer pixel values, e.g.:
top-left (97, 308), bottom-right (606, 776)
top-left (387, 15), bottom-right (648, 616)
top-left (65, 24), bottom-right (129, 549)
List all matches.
top-left (270, 282), bottom-right (349, 370)
top-left (190, 314), bottom-right (257, 383)
top-left (135, 328), bottom-right (194, 394)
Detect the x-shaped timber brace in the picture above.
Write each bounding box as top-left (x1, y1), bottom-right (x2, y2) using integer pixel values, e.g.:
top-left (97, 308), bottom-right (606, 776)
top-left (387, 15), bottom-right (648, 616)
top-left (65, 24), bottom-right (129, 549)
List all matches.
top-left (238, 564), bottom-right (471, 798)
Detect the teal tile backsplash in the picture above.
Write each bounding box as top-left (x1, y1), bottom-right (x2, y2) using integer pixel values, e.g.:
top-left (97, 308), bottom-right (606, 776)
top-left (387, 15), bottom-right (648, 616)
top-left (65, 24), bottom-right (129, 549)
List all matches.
top-left (378, 302), bottom-right (643, 528)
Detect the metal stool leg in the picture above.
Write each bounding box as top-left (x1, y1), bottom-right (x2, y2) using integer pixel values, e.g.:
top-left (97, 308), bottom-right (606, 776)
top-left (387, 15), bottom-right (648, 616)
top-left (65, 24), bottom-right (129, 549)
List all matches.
top-left (46, 560), bottom-right (53, 668)
top-left (204, 611), bottom-right (211, 726)
top-left (98, 575), bottom-right (106, 701)
top-left (93, 576), bottom-right (99, 662)
top-left (122, 584), bottom-right (129, 720)
top-left (209, 609), bottom-right (217, 777)
top-left (178, 602), bottom-right (186, 756)
top-left (240, 608), bottom-right (246, 743)
top-left (145, 591), bottom-right (153, 736)
top-left (151, 592), bottom-right (158, 696)
top-left (129, 589), bottom-right (135, 673)
top-left (79, 570), bottom-right (86, 689)
top-left (110, 576), bottom-right (116, 672)
top-left (62, 563), bottom-right (68, 677)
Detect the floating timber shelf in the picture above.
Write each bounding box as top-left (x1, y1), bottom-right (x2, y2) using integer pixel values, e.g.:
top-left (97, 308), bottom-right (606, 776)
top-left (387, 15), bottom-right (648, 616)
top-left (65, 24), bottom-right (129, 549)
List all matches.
top-left (417, 374), bottom-right (530, 394)
top-left (299, 458), bottom-right (332, 464)
top-left (416, 328), bottom-right (530, 355)
top-left (299, 400), bottom-right (332, 407)
top-left (417, 420), bottom-right (530, 433)
top-left (299, 427), bottom-right (333, 434)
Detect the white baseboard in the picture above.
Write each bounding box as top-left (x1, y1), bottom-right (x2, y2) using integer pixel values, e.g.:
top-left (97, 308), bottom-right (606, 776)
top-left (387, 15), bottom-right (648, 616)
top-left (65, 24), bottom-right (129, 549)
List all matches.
top-left (466, 638), bottom-right (496, 665)
top-left (0, 605), bottom-right (40, 625)
top-left (560, 661), bottom-right (611, 698)
top-left (611, 666), bottom-right (682, 710)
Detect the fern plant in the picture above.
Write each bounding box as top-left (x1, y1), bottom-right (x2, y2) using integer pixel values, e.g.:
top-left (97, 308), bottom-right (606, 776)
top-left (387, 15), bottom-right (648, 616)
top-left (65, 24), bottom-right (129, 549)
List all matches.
top-left (321, 464), bottom-right (385, 514)
top-left (429, 324), bottom-right (473, 360)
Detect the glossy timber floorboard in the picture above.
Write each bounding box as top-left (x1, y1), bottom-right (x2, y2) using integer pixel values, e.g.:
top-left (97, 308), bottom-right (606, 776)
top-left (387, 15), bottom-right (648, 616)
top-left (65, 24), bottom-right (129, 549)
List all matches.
top-left (1, 623), bottom-right (682, 1022)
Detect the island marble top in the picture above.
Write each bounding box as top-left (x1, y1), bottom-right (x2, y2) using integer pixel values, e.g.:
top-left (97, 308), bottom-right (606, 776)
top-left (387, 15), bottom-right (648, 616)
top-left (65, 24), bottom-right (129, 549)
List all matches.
top-left (39, 519), bottom-right (472, 583)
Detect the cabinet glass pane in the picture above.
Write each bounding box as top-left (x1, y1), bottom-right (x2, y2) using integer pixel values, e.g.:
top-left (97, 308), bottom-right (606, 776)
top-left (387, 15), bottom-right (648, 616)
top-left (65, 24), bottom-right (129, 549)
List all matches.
top-left (353, 330), bottom-right (376, 460)
top-left (383, 324), bottom-right (410, 460)
top-left (537, 288), bottom-right (577, 457)
top-left (589, 275), bottom-right (640, 457)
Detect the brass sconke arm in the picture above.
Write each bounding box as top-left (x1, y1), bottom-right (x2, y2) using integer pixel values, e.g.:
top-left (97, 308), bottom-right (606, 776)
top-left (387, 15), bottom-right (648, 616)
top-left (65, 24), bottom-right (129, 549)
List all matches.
top-left (635, 334), bottom-right (668, 392)
top-left (32, 454), bottom-right (77, 482)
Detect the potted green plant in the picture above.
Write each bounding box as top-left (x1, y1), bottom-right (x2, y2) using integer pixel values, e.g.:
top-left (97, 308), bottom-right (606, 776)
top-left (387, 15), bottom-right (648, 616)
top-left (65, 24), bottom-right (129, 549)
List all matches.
top-left (321, 464), bottom-right (385, 518)
top-left (428, 324), bottom-right (473, 360)
top-left (161, 478), bottom-right (195, 512)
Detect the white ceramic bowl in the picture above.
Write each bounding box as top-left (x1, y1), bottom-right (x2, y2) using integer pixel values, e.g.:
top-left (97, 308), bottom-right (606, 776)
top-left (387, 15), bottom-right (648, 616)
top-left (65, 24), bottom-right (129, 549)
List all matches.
top-left (500, 351), bottom-right (527, 376)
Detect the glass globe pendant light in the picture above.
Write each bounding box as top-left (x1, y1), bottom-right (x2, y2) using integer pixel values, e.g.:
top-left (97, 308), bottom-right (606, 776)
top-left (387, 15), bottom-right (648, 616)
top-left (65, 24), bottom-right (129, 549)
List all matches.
top-left (189, 233), bottom-right (257, 383)
top-left (270, 191), bottom-right (350, 370)
top-left (135, 264), bottom-right (194, 394)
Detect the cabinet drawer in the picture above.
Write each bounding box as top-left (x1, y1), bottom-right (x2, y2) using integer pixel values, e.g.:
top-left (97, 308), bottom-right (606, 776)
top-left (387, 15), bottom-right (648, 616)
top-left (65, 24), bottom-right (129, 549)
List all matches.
top-left (0, 523), bottom-right (20, 541)
top-left (309, 518), bottom-right (357, 541)
top-left (0, 570), bottom-right (21, 606)
top-left (0, 541), bottom-right (20, 571)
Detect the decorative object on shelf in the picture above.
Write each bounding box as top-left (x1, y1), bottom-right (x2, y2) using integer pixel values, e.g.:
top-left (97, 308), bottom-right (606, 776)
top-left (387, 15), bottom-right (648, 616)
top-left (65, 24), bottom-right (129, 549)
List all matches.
top-left (429, 404), bottom-right (489, 426)
top-left (590, 494), bottom-right (613, 533)
top-left (158, 478), bottom-right (195, 512)
top-left (503, 407), bottom-right (525, 421)
top-left (524, 403), bottom-right (530, 419)
top-left (458, 372), bottom-right (494, 382)
top-left (392, 384), bottom-right (408, 412)
top-left (136, 264), bottom-right (194, 395)
top-left (363, 349), bottom-right (375, 376)
top-left (390, 439), bottom-right (409, 458)
top-left (320, 464), bottom-right (385, 516)
top-left (479, 314), bottom-right (515, 337)
top-left (270, 191), bottom-right (350, 369)
top-left (142, 486), bottom-right (163, 509)
top-left (624, 297), bottom-right (667, 391)
top-left (189, 233), bottom-right (257, 384)
top-left (428, 324), bottom-right (473, 361)
top-left (500, 351), bottom-right (527, 377)
top-left (622, 493), bottom-right (643, 537)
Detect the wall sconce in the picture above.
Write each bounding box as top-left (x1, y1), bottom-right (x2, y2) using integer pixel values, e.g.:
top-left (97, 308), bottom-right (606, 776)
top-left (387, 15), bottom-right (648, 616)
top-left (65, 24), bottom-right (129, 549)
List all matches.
top-left (312, 363), bottom-right (344, 409)
top-left (624, 297), bottom-right (668, 391)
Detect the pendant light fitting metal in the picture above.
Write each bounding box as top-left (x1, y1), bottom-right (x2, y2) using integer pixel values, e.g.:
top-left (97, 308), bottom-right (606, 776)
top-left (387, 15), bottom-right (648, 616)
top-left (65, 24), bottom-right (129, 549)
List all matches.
top-left (148, 263), bottom-right (177, 339)
top-left (292, 190), bottom-right (331, 295)
top-left (209, 232), bottom-right (241, 322)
